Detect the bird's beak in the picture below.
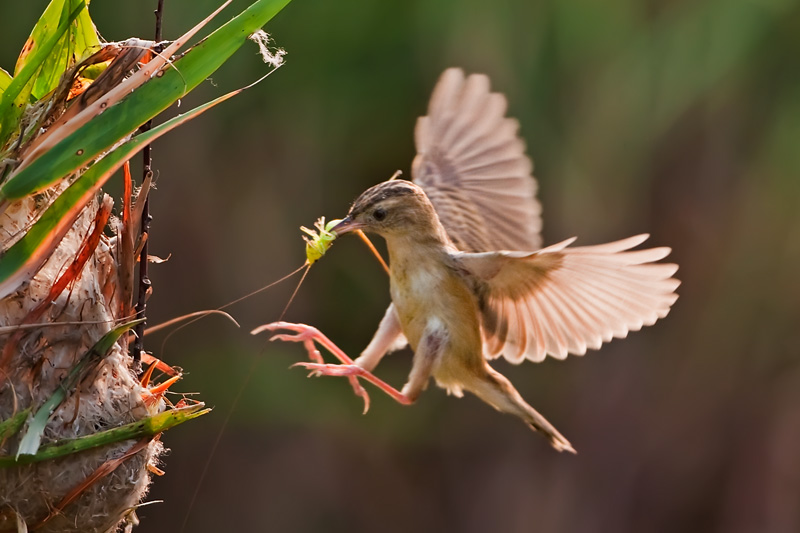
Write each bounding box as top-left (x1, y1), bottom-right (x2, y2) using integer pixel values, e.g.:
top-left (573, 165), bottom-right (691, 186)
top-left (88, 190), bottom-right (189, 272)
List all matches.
top-left (331, 216), bottom-right (362, 236)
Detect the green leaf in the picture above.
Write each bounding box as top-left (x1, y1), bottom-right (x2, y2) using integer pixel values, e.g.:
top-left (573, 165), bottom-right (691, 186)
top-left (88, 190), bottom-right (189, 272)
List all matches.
top-left (0, 2), bottom-right (86, 146)
top-left (1, 404), bottom-right (209, 467)
top-left (16, 319), bottom-right (144, 458)
top-left (0, 68), bottom-right (11, 99)
top-left (0, 408), bottom-right (30, 440)
top-left (13, 0), bottom-right (67, 75)
top-left (14, 0), bottom-right (99, 100)
top-left (0, 87), bottom-right (246, 300)
top-left (0, 0), bottom-right (291, 202)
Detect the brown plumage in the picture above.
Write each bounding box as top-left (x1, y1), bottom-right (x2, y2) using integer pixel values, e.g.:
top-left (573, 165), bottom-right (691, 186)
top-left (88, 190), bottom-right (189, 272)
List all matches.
top-left (261, 68), bottom-right (679, 452)
top-left (412, 68), bottom-right (541, 253)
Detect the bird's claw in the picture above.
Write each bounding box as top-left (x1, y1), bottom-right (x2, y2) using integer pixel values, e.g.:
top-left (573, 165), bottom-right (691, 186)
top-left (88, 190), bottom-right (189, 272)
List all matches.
top-left (255, 322), bottom-right (324, 341)
top-left (354, 381), bottom-right (371, 415)
top-left (256, 321), bottom-right (323, 340)
top-left (255, 322), bottom-right (326, 363)
top-left (291, 362), bottom-right (362, 377)
top-left (256, 322), bottom-right (371, 414)
top-left (291, 363), bottom-right (372, 414)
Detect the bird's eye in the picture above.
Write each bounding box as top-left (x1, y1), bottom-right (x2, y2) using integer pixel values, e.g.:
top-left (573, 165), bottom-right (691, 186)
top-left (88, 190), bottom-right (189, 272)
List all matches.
top-left (373, 208), bottom-right (387, 221)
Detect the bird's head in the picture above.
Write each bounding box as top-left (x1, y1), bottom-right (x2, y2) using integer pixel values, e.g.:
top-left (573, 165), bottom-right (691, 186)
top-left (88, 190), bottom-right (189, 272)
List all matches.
top-left (331, 179), bottom-right (443, 241)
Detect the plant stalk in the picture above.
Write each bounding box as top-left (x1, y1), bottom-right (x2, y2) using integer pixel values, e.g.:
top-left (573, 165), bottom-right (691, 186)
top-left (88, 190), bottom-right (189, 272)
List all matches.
top-left (133, 0), bottom-right (165, 369)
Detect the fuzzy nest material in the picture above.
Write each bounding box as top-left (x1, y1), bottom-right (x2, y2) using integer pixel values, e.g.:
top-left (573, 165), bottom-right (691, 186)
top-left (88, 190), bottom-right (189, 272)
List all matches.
top-left (0, 195), bottom-right (163, 533)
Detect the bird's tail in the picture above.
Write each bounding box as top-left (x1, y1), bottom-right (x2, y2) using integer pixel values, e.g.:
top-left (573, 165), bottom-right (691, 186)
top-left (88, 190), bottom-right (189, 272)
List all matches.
top-left (469, 365), bottom-right (576, 453)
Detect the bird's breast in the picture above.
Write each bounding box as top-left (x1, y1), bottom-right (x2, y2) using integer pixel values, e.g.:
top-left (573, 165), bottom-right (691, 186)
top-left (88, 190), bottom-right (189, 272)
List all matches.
top-left (388, 251), bottom-right (482, 358)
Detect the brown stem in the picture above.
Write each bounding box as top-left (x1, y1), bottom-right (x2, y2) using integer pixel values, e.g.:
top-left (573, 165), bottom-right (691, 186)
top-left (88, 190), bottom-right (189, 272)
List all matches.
top-left (132, 0), bottom-right (165, 369)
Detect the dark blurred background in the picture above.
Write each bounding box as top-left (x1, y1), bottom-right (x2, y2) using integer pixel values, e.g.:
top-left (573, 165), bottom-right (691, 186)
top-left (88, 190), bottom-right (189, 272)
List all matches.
top-left (4, 0), bottom-right (800, 531)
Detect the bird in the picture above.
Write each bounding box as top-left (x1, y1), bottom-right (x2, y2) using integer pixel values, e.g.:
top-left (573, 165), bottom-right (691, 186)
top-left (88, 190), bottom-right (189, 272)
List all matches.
top-left (257, 68), bottom-right (679, 453)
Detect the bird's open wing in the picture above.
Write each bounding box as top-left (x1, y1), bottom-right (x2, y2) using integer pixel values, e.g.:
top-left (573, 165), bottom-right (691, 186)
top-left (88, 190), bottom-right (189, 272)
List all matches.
top-left (412, 68), bottom-right (542, 253)
top-left (453, 234), bottom-right (679, 363)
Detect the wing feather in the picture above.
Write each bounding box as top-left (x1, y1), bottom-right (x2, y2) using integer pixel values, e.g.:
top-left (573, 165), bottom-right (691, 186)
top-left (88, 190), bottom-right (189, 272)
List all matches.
top-left (450, 95), bottom-right (509, 157)
top-left (412, 68), bottom-right (542, 253)
top-left (411, 70), bottom-right (679, 363)
top-left (454, 235), bottom-right (679, 363)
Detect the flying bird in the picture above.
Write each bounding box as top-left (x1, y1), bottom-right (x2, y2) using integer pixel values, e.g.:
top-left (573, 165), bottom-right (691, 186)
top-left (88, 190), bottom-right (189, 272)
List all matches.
top-left (257, 68), bottom-right (679, 452)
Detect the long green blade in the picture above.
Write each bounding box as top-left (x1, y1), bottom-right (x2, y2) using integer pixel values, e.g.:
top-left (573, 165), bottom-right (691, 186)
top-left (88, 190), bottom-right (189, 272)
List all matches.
top-left (0, 409), bottom-right (30, 440)
top-left (0, 69), bottom-right (11, 100)
top-left (1, 404), bottom-right (209, 467)
top-left (0, 0), bottom-right (291, 202)
top-left (0, 88), bottom-right (246, 299)
top-left (14, 0), bottom-right (100, 101)
top-left (0, 2), bottom-right (87, 146)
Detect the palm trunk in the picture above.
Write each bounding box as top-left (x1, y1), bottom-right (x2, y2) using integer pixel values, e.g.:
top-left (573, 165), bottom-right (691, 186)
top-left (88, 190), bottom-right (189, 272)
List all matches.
top-left (0, 193), bottom-right (160, 532)
top-left (0, 1), bottom-right (290, 529)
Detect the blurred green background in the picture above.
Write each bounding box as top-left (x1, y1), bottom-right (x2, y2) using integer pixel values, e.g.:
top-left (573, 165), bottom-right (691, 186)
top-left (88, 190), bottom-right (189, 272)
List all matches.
top-left (4, 0), bottom-right (800, 531)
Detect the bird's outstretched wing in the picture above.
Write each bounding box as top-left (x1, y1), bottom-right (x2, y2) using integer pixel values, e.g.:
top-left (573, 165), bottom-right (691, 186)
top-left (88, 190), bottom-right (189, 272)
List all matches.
top-left (453, 234), bottom-right (679, 363)
top-left (412, 68), bottom-right (542, 253)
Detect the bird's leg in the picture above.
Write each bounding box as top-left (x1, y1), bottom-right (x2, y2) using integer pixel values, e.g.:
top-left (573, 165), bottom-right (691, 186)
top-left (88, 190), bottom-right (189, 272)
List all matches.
top-left (261, 318), bottom-right (444, 409)
top-left (253, 321), bottom-right (371, 412)
top-left (396, 324), bottom-right (443, 402)
top-left (254, 321), bottom-right (358, 364)
top-left (291, 362), bottom-right (414, 406)
top-left (298, 322), bottom-right (444, 406)
top-left (353, 304), bottom-right (406, 372)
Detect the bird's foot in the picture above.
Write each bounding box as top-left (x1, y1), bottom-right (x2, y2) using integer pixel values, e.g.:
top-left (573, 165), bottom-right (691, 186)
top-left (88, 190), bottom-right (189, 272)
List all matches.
top-left (252, 321), bottom-right (371, 413)
top-left (292, 363), bottom-right (413, 406)
top-left (253, 322), bottom-right (334, 364)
